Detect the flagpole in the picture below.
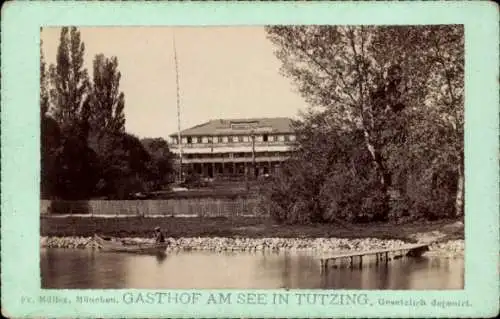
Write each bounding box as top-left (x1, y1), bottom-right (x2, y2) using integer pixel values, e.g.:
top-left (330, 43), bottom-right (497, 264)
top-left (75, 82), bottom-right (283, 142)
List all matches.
top-left (173, 30), bottom-right (183, 182)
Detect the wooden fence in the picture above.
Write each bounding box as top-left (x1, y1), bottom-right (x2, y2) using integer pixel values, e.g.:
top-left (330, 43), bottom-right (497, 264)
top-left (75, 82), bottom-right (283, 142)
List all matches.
top-left (40, 197), bottom-right (268, 217)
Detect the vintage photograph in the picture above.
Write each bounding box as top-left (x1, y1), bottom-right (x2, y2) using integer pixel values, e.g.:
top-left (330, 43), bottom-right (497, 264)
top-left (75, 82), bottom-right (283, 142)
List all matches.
top-left (40, 25), bottom-right (464, 290)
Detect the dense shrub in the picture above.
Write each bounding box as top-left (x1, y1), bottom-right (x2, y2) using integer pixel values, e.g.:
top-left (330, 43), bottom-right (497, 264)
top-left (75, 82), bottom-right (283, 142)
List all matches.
top-left (406, 168), bottom-right (458, 220)
top-left (319, 168), bottom-right (388, 223)
top-left (262, 122), bottom-right (392, 224)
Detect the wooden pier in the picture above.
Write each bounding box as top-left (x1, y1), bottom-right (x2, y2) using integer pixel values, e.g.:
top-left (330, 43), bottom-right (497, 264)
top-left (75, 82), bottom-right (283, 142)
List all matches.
top-left (319, 243), bottom-right (430, 271)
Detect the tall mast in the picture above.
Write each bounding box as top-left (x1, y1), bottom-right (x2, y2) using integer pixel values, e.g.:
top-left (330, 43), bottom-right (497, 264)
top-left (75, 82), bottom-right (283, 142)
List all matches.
top-left (173, 30), bottom-right (183, 182)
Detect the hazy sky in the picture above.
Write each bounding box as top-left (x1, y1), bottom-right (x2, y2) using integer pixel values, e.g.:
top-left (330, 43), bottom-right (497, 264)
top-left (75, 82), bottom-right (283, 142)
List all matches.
top-left (41, 27), bottom-right (307, 139)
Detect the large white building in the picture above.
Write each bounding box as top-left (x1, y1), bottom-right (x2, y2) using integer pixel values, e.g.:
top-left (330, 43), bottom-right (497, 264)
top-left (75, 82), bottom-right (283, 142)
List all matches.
top-left (169, 117), bottom-right (297, 179)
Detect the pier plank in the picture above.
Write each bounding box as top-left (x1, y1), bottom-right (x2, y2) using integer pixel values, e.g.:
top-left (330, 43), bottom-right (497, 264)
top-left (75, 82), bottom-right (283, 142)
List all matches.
top-left (320, 243), bottom-right (430, 270)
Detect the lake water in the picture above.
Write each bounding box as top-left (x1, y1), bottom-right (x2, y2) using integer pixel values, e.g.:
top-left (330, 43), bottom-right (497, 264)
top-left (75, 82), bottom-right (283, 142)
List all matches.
top-left (40, 248), bottom-right (464, 289)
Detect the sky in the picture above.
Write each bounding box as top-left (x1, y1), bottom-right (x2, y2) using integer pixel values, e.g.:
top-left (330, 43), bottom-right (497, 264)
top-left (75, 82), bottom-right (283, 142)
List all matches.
top-left (41, 27), bottom-right (308, 140)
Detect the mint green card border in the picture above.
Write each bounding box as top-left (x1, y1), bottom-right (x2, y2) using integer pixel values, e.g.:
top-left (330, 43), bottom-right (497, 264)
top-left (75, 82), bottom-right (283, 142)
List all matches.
top-left (1, 1), bottom-right (498, 318)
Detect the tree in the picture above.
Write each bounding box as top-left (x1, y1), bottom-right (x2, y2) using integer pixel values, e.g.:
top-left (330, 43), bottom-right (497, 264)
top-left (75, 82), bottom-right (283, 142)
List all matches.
top-left (265, 25), bottom-right (464, 221)
top-left (45, 26), bottom-right (99, 199)
top-left (40, 36), bottom-right (50, 116)
top-left (87, 54), bottom-right (125, 137)
top-left (40, 36), bottom-right (61, 198)
top-left (141, 137), bottom-right (174, 190)
top-left (369, 26), bottom-right (464, 218)
top-left (93, 132), bottom-right (151, 199)
top-left (84, 53), bottom-right (149, 199)
top-left (48, 26), bottom-right (91, 135)
top-left (266, 26), bottom-right (420, 220)
top-left (401, 26), bottom-right (464, 218)
top-left (86, 53), bottom-right (127, 196)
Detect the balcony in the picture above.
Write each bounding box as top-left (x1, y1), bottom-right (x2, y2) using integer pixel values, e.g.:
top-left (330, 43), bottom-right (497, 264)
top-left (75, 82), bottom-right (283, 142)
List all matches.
top-left (169, 141), bottom-right (297, 154)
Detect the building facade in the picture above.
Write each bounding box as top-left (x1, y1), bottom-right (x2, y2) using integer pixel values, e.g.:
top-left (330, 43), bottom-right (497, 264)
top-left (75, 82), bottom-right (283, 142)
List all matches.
top-left (169, 117), bottom-right (296, 180)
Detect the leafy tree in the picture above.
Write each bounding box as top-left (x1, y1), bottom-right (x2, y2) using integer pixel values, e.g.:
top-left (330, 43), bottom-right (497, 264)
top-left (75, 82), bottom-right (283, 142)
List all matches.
top-left (265, 25), bottom-right (464, 222)
top-left (86, 53), bottom-right (128, 196)
top-left (83, 53), bottom-right (154, 199)
top-left (87, 54), bottom-right (125, 137)
top-left (40, 36), bottom-right (50, 116)
top-left (48, 26), bottom-right (91, 135)
top-left (141, 137), bottom-right (174, 190)
top-left (368, 26), bottom-right (464, 218)
top-left (266, 26), bottom-right (418, 220)
top-left (429, 26), bottom-right (464, 217)
top-left (40, 36), bottom-right (61, 198)
top-left (93, 132), bottom-right (152, 199)
top-left (45, 26), bottom-right (98, 199)
top-left (401, 26), bottom-right (464, 218)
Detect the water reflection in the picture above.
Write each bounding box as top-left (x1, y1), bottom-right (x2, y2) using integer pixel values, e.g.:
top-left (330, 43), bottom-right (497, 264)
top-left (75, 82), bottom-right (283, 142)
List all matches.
top-left (155, 252), bottom-right (168, 263)
top-left (40, 249), bottom-right (464, 289)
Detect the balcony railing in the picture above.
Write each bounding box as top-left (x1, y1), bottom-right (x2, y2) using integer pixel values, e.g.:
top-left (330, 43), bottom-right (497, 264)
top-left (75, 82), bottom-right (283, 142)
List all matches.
top-left (173, 155), bottom-right (290, 164)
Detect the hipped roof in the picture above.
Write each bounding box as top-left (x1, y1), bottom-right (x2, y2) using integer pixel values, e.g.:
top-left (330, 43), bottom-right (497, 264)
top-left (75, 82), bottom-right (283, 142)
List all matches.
top-left (169, 117), bottom-right (294, 137)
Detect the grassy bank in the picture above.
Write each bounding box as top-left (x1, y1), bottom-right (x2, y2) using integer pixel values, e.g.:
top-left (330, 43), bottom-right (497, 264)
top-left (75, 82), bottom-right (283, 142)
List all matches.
top-left (40, 216), bottom-right (463, 242)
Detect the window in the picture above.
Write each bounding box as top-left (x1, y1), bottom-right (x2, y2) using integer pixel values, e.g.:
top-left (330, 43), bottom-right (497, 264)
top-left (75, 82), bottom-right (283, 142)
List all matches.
top-left (222, 136), bottom-right (229, 143)
top-left (284, 135), bottom-right (290, 142)
top-left (289, 135), bottom-right (296, 141)
top-left (263, 134), bottom-right (268, 142)
top-left (243, 136), bottom-right (249, 142)
top-left (268, 135), bottom-right (275, 142)
top-left (186, 137), bottom-right (192, 144)
top-left (202, 136), bottom-right (209, 144)
top-left (238, 135), bottom-right (244, 142)
top-left (213, 136), bottom-right (220, 144)
top-left (256, 135), bottom-right (263, 142)
top-left (278, 135), bottom-right (285, 142)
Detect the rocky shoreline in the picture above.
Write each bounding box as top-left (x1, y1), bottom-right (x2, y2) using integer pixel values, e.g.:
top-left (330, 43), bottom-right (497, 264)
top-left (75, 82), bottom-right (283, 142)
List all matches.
top-left (40, 236), bottom-right (464, 257)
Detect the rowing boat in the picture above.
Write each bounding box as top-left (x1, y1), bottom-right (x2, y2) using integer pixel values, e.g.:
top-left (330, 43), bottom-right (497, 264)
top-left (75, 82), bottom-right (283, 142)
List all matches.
top-left (93, 234), bottom-right (168, 254)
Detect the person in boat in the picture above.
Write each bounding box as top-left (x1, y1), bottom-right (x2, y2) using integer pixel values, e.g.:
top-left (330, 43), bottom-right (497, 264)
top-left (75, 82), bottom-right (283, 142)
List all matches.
top-left (154, 226), bottom-right (166, 244)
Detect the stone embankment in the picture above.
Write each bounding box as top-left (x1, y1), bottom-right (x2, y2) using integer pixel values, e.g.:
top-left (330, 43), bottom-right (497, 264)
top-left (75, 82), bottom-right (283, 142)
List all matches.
top-left (426, 240), bottom-right (464, 257)
top-left (40, 236), bottom-right (464, 257)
